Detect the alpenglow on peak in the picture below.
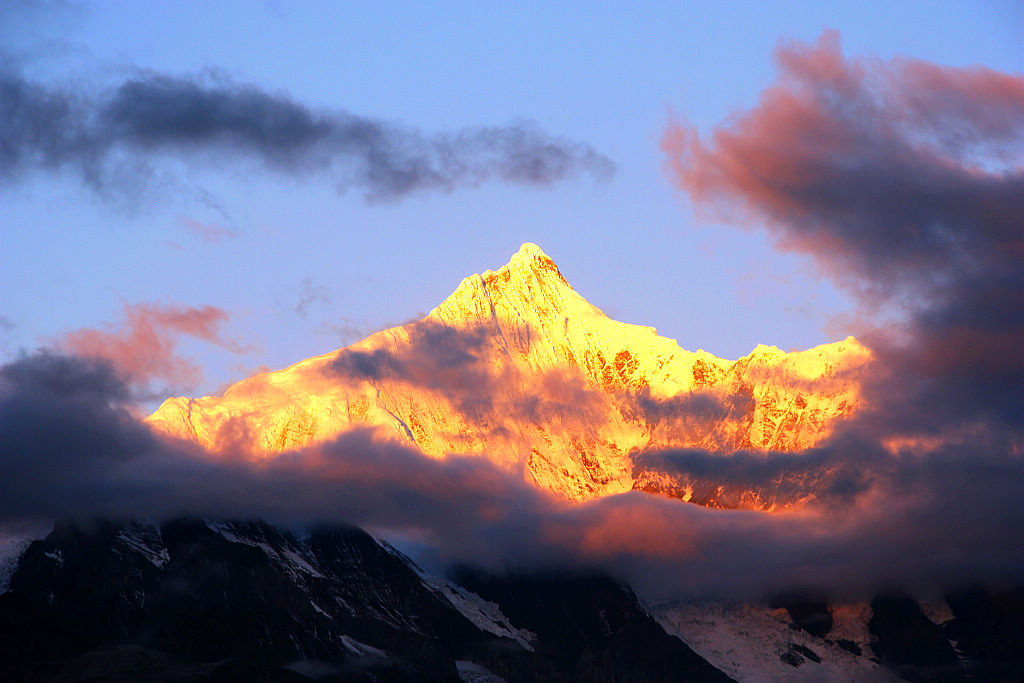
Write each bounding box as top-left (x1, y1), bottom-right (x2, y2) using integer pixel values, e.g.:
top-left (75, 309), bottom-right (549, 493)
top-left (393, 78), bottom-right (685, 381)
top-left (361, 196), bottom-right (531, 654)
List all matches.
top-left (484, 242), bottom-right (570, 288)
top-left (147, 242), bottom-right (870, 503)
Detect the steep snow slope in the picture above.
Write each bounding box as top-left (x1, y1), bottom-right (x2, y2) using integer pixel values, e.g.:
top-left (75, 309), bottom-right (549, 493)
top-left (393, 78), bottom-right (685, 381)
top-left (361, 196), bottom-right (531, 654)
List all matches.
top-left (653, 602), bottom-right (897, 682)
top-left (147, 243), bottom-right (870, 501)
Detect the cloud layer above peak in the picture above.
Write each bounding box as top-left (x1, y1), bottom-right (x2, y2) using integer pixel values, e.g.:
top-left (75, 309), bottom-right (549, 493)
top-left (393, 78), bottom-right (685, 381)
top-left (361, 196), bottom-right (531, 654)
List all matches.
top-left (0, 69), bottom-right (615, 203)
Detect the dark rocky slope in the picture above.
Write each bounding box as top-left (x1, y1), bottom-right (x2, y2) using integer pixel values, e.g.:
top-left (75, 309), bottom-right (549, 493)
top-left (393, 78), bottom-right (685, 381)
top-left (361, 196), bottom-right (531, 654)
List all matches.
top-left (0, 519), bottom-right (732, 682)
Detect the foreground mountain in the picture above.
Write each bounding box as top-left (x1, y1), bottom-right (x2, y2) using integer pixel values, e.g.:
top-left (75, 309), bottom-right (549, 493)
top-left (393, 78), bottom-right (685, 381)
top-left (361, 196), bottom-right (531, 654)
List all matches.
top-left (3, 521), bottom-right (1021, 682)
top-left (0, 519), bottom-right (732, 682)
top-left (148, 243), bottom-right (870, 503)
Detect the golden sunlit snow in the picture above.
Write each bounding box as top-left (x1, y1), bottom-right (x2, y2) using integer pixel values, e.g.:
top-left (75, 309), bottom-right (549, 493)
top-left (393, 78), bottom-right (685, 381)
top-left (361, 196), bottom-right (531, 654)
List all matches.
top-left (147, 244), bottom-right (870, 501)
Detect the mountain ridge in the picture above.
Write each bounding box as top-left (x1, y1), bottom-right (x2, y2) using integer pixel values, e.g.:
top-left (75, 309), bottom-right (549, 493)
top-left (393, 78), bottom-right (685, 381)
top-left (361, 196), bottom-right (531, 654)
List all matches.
top-left (0, 517), bottom-right (735, 682)
top-left (147, 243), bottom-right (871, 503)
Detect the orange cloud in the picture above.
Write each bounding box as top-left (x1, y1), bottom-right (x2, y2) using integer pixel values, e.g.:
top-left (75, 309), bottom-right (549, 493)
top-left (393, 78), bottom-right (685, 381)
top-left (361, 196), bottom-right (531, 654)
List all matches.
top-left (60, 302), bottom-right (246, 389)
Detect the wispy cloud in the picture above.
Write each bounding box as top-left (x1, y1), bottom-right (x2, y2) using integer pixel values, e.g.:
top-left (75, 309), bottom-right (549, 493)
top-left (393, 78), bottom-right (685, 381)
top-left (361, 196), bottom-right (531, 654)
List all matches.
top-left (57, 302), bottom-right (248, 392)
top-left (293, 278), bottom-right (330, 319)
top-left (0, 69), bottom-right (615, 203)
top-left (179, 215), bottom-right (237, 243)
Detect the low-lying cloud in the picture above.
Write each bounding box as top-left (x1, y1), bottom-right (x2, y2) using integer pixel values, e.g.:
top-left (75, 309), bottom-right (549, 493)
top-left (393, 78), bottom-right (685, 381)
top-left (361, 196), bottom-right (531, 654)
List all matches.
top-left (0, 69), bottom-right (615, 202)
top-left (3, 350), bottom-right (1023, 601)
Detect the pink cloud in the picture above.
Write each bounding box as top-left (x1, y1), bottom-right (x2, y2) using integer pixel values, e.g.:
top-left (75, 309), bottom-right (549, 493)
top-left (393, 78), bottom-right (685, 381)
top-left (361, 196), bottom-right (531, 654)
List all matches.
top-left (179, 216), bottom-right (238, 243)
top-left (60, 302), bottom-right (246, 389)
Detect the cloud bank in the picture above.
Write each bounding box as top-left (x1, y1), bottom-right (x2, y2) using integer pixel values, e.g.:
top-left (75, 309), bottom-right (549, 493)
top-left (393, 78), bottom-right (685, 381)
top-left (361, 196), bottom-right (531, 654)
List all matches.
top-left (3, 349), bottom-right (1023, 601)
top-left (663, 30), bottom-right (1024, 435)
top-left (651, 30), bottom-right (1024, 594)
top-left (0, 69), bottom-right (615, 202)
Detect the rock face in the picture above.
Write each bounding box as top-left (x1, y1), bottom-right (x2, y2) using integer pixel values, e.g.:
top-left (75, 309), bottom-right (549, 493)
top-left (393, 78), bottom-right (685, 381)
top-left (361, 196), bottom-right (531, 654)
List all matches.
top-left (0, 519), bottom-right (732, 682)
top-left (147, 243), bottom-right (870, 503)
top-left (454, 569), bottom-right (735, 683)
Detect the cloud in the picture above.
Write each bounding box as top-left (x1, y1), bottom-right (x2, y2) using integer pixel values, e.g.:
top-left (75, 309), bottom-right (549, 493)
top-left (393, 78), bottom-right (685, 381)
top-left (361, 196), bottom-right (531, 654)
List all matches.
top-left (329, 321), bottom-right (503, 418)
top-left (3, 350), bottom-right (1024, 601)
top-left (0, 69), bottom-right (615, 203)
top-left (327, 318), bottom-right (614, 427)
top-left (3, 33), bottom-right (1021, 603)
top-left (58, 302), bottom-right (247, 390)
top-left (179, 215), bottom-right (237, 243)
top-left (632, 440), bottom-right (880, 510)
top-left (647, 32), bottom-right (1024, 597)
top-left (0, 349), bottom-right (555, 549)
top-left (314, 318), bottom-right (369, 345)
top-left (293, 278), bottom-right (330, 319)
top-left (332, 321), bottom-right (489, 384)
top-left (663, 30), bottom-right (1024, 434)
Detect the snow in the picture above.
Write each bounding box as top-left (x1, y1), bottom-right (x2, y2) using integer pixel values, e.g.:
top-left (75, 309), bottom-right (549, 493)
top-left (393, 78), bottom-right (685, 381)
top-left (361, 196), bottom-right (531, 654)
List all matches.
top-left (829, 603), bottom-right (876, 653)
top-left (652, 601), bottom-right (897, 682)
top-left (426, 578), bottom-right (536, 651)
top-left (115, 522), bottom-right (170, 568)
top-left (146, 243), bottom-right (870, 503)
top-left (0, 535), bottom-right (36, 593)
top-left (340, 635), bottom-right (387, 659)
top-left (309, 599), bottom-right (331, 618)
top-left (456, 659), bottom-right (507, 682)
top-left (205, 521), bottom-right (323, 581)
top-left (280, 548), bottom-right (325, 578)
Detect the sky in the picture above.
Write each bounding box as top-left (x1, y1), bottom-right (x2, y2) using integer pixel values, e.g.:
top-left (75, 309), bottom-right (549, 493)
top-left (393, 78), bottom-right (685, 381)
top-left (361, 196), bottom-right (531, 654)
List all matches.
top-left (2, 1), bottom-right (1024, 601)
top-left (3, 0), bottom-right (1020, 402)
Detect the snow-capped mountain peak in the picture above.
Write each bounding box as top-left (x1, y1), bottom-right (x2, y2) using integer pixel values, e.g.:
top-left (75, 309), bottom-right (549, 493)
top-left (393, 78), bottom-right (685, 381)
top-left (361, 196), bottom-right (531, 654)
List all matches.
top-left (147, 243), bottom-right (870, 502)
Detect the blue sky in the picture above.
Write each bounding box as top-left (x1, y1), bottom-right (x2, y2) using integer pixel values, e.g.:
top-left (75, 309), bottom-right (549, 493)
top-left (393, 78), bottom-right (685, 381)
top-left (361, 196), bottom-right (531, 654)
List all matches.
top-left (2, 0), bottom-right (1021, 401)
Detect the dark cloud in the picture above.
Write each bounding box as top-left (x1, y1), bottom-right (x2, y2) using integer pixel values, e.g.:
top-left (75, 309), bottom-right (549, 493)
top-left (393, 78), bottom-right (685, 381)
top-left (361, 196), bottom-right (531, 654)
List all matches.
top-left (330, 321), bottom-right (497, 413)
top-left (0, 70), bottom-right (615, 202)
top-left (5, 349), bottom-right (1023, 601)
top-left (663, 30), bottom-right (1024, 434)
top-left (0, 349), bottom-right (554, 553)
top-left (1, 350), bottom-right (130, 403)
top-left (328, 319), bottom-right (613, 425)
top-left (650, 31), bottom-right (1024, 597)
top-left (633, 439), bottom-right (883, 510)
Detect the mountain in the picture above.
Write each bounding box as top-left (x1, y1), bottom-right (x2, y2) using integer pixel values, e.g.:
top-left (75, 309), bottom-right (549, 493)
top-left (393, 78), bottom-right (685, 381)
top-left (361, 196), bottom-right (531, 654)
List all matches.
top-left (0, 518), bottom-right (733, 682)
top-left (5, 520), bottom-right (1021, 682)
top-left (147, 243), bottom-right (870, 503)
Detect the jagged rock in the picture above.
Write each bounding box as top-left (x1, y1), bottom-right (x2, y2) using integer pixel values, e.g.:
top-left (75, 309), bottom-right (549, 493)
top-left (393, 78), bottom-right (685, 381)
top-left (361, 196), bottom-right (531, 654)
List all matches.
top-left (944, 586), bottom-right (1024, 679)
top-left (452, 569), bottom-right (734, 683)
top-left (868, 594), bottom-right (964, 682)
